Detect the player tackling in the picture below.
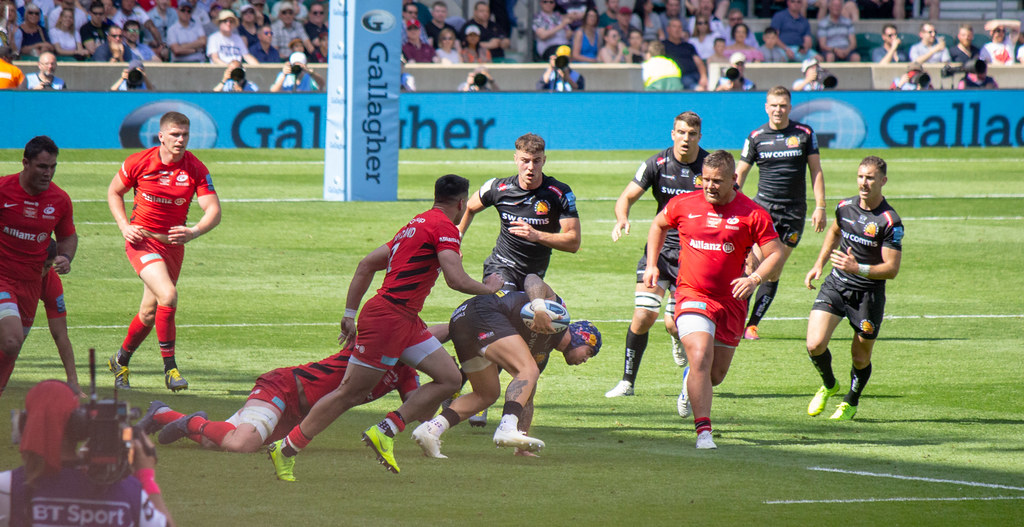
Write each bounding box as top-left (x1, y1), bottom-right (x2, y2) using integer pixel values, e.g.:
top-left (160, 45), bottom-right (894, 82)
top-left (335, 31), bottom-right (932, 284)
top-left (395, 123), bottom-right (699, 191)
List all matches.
top-left (645, 150), bottom-right (784, 449)
top-left (803, 156), bottom-right (903, 420)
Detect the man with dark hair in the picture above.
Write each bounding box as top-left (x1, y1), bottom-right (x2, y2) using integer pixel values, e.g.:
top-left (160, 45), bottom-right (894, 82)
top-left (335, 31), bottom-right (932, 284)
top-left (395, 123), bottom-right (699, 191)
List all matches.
top-left (0, 136), bottom-right (77, 396)
top-left (662, 18), bottom-right (707, 90)
top-left (265, 174), bottom-right (497, 478)
top-left (803, 156), bottom-right (902, 421)
top-left (737, 86), bottom-right (826, 341)
top-left (606, 112), bottom-right (709, 398)
top-left (460, 1), bottom-right (509, 60)
top-left (107, 112), bottom-right (221, 393)
top-left (80, 1), bottom-right (113, 54)
top-left (459, 133), bottom-right (581, 291)
top-left (645, 150), bottom-right (784, 449)
top-left (872, 23), bottom-right (908, 64)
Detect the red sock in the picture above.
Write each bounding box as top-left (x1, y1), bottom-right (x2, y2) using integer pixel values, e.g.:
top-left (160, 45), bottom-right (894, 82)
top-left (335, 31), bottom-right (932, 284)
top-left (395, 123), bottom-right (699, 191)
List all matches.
top-left (198, 421), bottom-right (236, 446)
top-left (155, 305), bottom-right (176, 357)
top-left (694, 417), bottom-right (712, 435)
top-left (282, 426), bottom-right (312, 456)
top-left (153, 408), bottom-right (185, 427)
top-left (122, 314), bottom-right (153, 352)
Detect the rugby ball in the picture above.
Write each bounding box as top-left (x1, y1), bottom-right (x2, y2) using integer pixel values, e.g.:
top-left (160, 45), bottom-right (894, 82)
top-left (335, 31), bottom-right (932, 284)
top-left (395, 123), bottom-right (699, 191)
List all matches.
top-left (520, 299), bottom-right (571, 332)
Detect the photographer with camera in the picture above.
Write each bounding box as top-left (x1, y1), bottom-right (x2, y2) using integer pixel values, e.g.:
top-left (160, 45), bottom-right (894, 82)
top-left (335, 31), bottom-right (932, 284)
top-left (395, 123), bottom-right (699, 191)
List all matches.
top-left (0, 380), bottom-right (174, 526)
top-left (715, 51), bottom-right (755, 91)
top-left (27, 52), bottom-right (66, 90)
top-left (270, 51), bottom-right (323, 92)
top-left (214, 60), bottom-right (258, 92)
top-left (792, 57), bottom-right (836, 91)
top-left (954, 59), bottom-right (997, 89)
top-left (458, 66), bottom-right (498, 92)
top-left (110, 59), bottom-right (153, 91)
top-left (890, 62), bottom-right (932, 90)
top-left (537, 44), bottom-right (584, 92)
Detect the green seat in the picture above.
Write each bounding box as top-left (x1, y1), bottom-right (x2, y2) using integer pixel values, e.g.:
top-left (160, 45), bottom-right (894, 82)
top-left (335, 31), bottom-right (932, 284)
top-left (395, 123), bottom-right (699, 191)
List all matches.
top-left (729, 0), bottom-right (747, 16)
top-left (899, 32), bottom-right (920, 49)
top-left (855, 32), bottom-right (884, 59)
top-left (972, 33), bottom-right (989, 50)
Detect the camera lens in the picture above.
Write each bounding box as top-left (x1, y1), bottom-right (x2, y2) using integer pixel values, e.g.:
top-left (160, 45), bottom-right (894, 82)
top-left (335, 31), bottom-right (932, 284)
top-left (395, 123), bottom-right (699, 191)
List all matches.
top-left (291, 64), bottom-right (303, 75)
top-left (127, 69), bottom-right (143, 86)
top-left (473, 73), bottom-right (487, 87)
top-left (725, 67), bottom-right (740, 81)
top-left (230, 67), bottom-right (245, 82)
top-left (554, 55), bottom-right (569, 69)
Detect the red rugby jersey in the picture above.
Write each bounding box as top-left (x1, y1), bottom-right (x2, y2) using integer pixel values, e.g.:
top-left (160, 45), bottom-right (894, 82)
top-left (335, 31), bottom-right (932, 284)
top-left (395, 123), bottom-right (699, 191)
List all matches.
top-left (377, 207), bottom-right (463, 313)
top-left (118, 147), bottom-right (216, 234)
top-left (0, 175), bottom-right (75, 282)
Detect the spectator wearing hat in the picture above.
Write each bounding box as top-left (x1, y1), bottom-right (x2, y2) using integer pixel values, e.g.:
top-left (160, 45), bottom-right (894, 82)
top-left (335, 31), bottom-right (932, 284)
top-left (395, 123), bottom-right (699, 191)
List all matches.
top-left (215, 59), bottom-right (258, 91)
top-left (167, 0), bottom-right (207, 62)
top-left (793, 57), bottom-right (826, 91)
top-left (271, 1), bottom-right (313, 55)
top-left (891, 62), bottom-right (931, 90)
top-left (111, 58), bottom-right (154, 90)
top-left (402, 1), bottom-right (428, 45)
top-left (0, 45), bottom-right (24, 89)
top-left (537, 44), bottom-right (584, 91)
top-left (402, 20), bottom-right (434, 63)
top-left (460, 24), bottom-right (491, 63)
top-left (270, 51), bottom-right (323, 92)
top-left (248, 23), bottom-right (279, 62)
top-left (642, 40), bottom-right (682, 90)
top-left (237, 3), bottom-right (262, 48)
top-left (207, 10), bottom-right (258, 64)
top-left (716, 51), bottom-right (755, 90)
top-left (533, 0), bottom-right (572, 60)
top-left (304, 1), bottom-right (327, 48)
top-left (610, 5), bottom-right (638, 43)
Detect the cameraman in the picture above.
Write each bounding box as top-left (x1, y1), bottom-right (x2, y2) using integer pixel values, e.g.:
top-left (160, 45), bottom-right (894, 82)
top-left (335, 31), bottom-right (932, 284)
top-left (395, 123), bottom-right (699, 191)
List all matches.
top-left (956, 59), bottom-right (997, 89)
top-left (891, 62), bottom-right (932, 90)
top-left (715, 52), bottom-right (755, 91)
top-left (270, 51), bottom-right (324, 92)
top-left (537, 45), bottom-right (584, 92)
top-left (457, 66), bottom-right (499, 92)
top-left (0, 380), bottom-right (174, 526)
top-left (214, 60), bottom-right (258, 92)
top-left (792, 58), bottom-right (832, 91)
top-left (110, 59), bottom-right (154, 91)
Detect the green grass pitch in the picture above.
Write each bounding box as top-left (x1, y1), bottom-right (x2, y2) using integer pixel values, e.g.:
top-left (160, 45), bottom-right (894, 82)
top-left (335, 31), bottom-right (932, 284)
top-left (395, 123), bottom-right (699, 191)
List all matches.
top-left (0, 147), bottom-right (1022, 526)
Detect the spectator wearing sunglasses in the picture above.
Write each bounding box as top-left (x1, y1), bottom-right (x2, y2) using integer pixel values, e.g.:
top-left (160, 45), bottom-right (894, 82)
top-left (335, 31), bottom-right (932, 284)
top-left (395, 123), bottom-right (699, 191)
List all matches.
top-left (167, 0), bottom-right (206, 62)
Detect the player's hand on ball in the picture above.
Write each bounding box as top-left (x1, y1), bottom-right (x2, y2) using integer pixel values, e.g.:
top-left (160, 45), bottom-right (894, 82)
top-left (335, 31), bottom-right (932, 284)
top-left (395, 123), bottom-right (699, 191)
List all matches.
top-left (531, 310), bottom-right (557, 334)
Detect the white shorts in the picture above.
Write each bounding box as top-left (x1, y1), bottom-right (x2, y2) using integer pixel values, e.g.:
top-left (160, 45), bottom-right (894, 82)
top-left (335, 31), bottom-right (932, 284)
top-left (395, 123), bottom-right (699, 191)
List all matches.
top-left (675, 313), bottom-right (735, 349)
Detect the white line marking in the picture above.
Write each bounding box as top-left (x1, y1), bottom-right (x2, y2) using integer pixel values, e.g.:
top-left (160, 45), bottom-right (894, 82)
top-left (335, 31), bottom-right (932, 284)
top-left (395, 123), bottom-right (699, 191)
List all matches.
top-left (807, 466), bottom-right (1024, 492)
top-left (766, 496), bottom-right (1024, 505)
top-left (591, 216), bottom-right (1023, 224)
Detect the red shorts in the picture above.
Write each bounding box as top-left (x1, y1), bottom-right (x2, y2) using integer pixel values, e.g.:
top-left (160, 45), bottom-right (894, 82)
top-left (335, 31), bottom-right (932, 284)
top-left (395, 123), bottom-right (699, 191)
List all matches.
top-left (352, 295), bottom-right (433, 370)
top-left (0, 276), bottom-right (42, 330)
top-left (125, 237), bottom-right (185, 282)
top-left (40, 267), bottom-right (66, 320)
top-left (673, 288), bottom-right (746, 347)
top-left (247, 369), bottom-right (304, 444)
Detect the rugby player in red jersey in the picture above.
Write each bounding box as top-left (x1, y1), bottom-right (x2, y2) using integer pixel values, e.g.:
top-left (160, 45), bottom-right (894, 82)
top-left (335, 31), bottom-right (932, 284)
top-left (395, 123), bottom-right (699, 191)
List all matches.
top-left (107, 112), bottom-right (221, 393)
top-left (0, 136), bottom-right (77, 397)
top-left (266, 174), bottom-right (497, 479)
top-left (645, 150), bottom-right (785, 450)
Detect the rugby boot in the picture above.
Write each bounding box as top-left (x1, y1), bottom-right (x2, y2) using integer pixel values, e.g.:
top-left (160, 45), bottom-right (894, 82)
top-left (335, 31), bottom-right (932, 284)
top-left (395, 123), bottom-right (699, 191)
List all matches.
top-left (493, 425), bottom-right (545, 452)
top-left (136, 400), bottom-right (170, 435)
top-left (108, 355), bottom-right (131, 390)
top-left (677, 367), bottom-right (691, 418)
top-left (267, 440), bottom-right (296, 482)
top-left (157, 411), bottom-right (206, 444)
top-left (743, 325), bottom-right (760, 340)
top-left (672, 337), bottom-right (687, 367)
top-left (164, 368), bottom-right (189, 392)
top-left (468, 408), bottom-right (487, 427)
top-left (807, 384), bottom-right (841, 416)
top-left (695, 430), bottom-right (717, 450)
top-left (411, 421), bottom-right (447, 459)
top-left (362, 426), bottom-right (400, 474)
top-left (604, 380), bottom-right (634, 398)
top-left (829, 402), bottom-right (857, 420)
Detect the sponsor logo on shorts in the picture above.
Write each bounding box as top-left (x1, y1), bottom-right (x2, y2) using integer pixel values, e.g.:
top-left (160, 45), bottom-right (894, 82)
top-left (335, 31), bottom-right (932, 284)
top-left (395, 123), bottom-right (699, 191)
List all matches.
top-left (786, 136), bottom-right (800, 148)
top-left (534, 200), bottom-right (549, 215)
top-left (787, 231), bottom-right (800, 245)
top-left (681, 301), bottom-right (707, 310)
top-left (860, 319), bottom-right (875, 334)
top-left (477, 331), bottom-right (494, 341)
top-left (863, 222), bottom-right (877, 237)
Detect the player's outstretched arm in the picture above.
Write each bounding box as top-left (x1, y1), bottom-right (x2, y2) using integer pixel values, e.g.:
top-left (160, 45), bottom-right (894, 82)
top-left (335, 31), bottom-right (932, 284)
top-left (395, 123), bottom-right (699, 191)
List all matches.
top-left (457, 192), bottom-right (486, 235)
top-left (808, 154), bottom-right (826, 232)
top-left (612, 182), bottom-right (646, 241)
top-left (643, 211), bottom-right (671, 288)
top-left (438, 249), bottom-right (497, 295)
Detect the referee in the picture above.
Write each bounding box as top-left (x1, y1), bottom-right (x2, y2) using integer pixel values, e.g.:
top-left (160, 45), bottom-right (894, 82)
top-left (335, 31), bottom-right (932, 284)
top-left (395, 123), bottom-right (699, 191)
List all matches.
top-left (736, 86), bottom-right (826, 340)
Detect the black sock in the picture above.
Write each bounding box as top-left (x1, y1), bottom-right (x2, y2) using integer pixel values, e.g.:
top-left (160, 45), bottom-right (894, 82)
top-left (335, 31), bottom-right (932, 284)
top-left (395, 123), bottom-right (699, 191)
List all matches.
top-left (439, 407), bottom-right (461, 428)
top-left (162, 355), bottom-right (178, 372)
top-left (502, 401), bottom-right (524, 420)
top-left (844, 363), bottom-right (872, 406)
top-left (622, 328), bottom-right (649, 384)
top-left (746, 281), bottom-right (779, 327)
top-left (809, 348), bottom-right (836, 389)
top-left (116, 348), bottom-right (132, 366)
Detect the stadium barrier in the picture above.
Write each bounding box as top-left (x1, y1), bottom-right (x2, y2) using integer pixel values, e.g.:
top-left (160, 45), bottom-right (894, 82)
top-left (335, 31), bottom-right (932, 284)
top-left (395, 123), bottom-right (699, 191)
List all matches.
top-left (3, 90), bottom-right (1024, 150)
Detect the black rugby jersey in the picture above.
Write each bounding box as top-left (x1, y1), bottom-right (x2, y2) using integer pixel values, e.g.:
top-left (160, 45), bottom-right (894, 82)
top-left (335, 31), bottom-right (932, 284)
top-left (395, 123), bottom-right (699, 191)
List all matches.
top-left (740, 120), bottom-right (819, 203)
top-left (477, 174), bottom-right (579, 276)
top-left (829, 197), bottom-right (904, 291)
top-left (632, 146), bottom-right (709, 250)
top-left (453, 290), bottom-right (567, 372)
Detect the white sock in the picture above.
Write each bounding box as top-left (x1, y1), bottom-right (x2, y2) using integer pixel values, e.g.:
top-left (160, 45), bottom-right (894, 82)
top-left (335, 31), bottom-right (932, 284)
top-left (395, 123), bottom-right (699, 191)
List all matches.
top-left (498, 414), bottom-right (519, 431)
top-left (431, 415), bottom-right (450, 435)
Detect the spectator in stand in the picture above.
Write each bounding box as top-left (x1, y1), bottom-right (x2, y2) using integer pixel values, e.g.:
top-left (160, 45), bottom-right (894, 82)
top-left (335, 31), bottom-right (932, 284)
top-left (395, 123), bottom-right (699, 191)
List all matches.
top-left (662, 17), bottom-right (707, 90)
top-left (890, 62), bottom-right (931, 90)
top-left (110, 58), bottom-right (153, 89)
top-left (0, 45), bottom-right (24, 88)
top-left (458, 65), bottom-right (498, 91)
top-left (707, 37), bottom-right (729, 64)
top-left (402, 20), bottom-right (434, 63)
top-left (272, 2), bottom-right (313, 55)
top-left (304, 2), bottom-right (327, 48)
top-left (556, 0), bottom-right (591, 30)
top-left (148, 0), bottom-right (175, 45)
top-left (633, 0), bottom-right (665, 43)
top-left (855, 0), bottom-right (903, 20)
top-left (909, 22), bottom-right (950, 64)
top-left (433, 26), bottom-right (460, 63)
top-left (949, 23), bottom-right (979, 64)
top-left (123, 19), bottom-right (160, 61)
top-left (15, 4), bottom-right (54, 58)
top-left (270, 51), bottom-right (323, 92)
top-left (726, 24), bottom-right (763, 62)
top-left (80, 1), bottom-right (112, 55)
top-left (979, 19), bottom-right (1019, 65)
top-left (598, 24), bottom-right (627, 63)
top-left (247, 23), bottom-right (278, 62)
top-left (771, 0), bottom-right (814, 61)
top-left (757, 27), bottom-right (788, 63)
top-left (724, 8), bottom-right (757, 47)
top-left (687, 0), bottom-right (726, 40)
top-left (689, 15), bottom-right (716, 59)
top-left (533, 0), bottom-right (571, 60)
top-left (0, 0), bottom-right (14, 49)
top-left (310, 29), bottom-right (328, 62)
top-left (571, 7), bottom-right (599, 62)
top-left (47, 0), bottom-right (88, 37)
top-left (814, 0), bottom-right (858, 21)
top-left (167, 0), bottom-right (206, 62)
top-left (237, 4), bottom-right (261, 49)
top-left (817, 0), bottom-right (859, 63)
top-left (92, 24), bottom-right (133, 61)
top-left (659, 0), bottom-right (684, 32)
top-left (208, 10), bottom-right (258, 64)
top-left (249, 0), bottom-right (269, 29)
top-left (202, 3), bottom-right (222, 36)
top-left (872, 23), bottom-right (907, 64)
top-left (957, 59), bottom-right (996, 89)
top-left (460, 2), bottom-right (507, 61)
top-left (716, 51), bottom-right (755, 90)
top-left (599, 0), bottom-right (620, 27)
top-left (214, 59), bottom-right (258, 91)
top-left (538, 44), bottom-right (584, 91)
top-left (49, 8), bottom-right (90, 60)
top-left (626, 28), bottom-right (645, 63)
top-left (642, 39), bottom-right (682, 90)
top-left (27, 51), bottom-right (65, 89)
top-left (425, 1), bottom-right (454, 48)
top-left (100, 0), bottom-right (119, 21)
top-left (793, 56), bottom-right (826, 90)
top-left (401, 1), bottom-right (428, 45)
top-left (111, 0), bottom-right (165, 52)
top-left (460, 25), bottom-right (491, 63)
top-left (610, 6), bottom-right (637, 43)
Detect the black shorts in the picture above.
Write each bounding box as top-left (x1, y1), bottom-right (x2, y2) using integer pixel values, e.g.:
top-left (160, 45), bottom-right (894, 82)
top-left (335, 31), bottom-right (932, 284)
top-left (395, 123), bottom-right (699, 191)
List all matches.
top-left (449, 297), bottom-right (519, 364)
top-left (811, 276), bottom-right (886, 339)
top-left (482, 258), bottom-right (538, 290)
top-left (754, 197), bottom-right (806, 248)
top-left (635, 245), bottom-right (680, 285)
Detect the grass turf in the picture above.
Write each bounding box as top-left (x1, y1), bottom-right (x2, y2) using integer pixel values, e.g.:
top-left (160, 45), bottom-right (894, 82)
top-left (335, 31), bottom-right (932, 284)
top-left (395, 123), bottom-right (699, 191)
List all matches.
top-left (0, 147), bottom-right (1022, 525)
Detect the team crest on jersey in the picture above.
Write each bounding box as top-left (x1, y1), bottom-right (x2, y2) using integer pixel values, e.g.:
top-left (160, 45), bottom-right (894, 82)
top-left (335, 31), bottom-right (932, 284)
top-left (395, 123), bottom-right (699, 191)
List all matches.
top-left (533, 352), bottom-right (547, 364)
top-left (863, 222), bottom-right (878, 237)
top-left (694, 175), bottom-right (702, 187)
top-left (176, 174), bottom-right (188, 182)
top-left (534, 200), bottom-right (549, 215)
top-left (786, 136), bottom-right (800, 148)
top-left (498, 183), bottom-right (508, 191)
top-left (860, 320), bottom-right (875, 334)
top-left (726, 217), bottom-right (739, 225)
top-left (43, 206), bottom-right (55, 215)
top-left (174, 198), bottom-right (186, 206)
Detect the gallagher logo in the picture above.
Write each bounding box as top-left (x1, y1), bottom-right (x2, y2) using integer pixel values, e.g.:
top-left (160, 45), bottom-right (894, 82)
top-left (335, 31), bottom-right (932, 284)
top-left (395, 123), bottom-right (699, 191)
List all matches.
top-left (362, 10), bottom-right (396, 33)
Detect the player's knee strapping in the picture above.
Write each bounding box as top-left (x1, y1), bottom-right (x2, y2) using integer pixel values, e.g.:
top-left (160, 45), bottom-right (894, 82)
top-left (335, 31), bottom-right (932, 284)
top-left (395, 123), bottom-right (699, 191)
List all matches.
top-left (635, 291), bottom-right (662, 313)
top-left (227, 404), bottom-right (280, 442)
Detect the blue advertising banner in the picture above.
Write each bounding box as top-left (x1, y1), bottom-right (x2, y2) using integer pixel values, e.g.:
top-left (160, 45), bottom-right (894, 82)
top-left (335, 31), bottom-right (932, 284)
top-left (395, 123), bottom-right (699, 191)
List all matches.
top-left (2, 91), bottom-right (1024, 151)
top-left (323, 0), bottom-right (401, 202)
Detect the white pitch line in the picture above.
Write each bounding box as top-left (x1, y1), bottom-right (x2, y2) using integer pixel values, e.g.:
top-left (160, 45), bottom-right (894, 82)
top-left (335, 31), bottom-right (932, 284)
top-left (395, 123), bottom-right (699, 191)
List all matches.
top-left (807, 466), bottom-right (1024, 492)
top-left (766, 496), bottom-right (1024, 505)
top-left (591, 216), bottom-right (1024, 224)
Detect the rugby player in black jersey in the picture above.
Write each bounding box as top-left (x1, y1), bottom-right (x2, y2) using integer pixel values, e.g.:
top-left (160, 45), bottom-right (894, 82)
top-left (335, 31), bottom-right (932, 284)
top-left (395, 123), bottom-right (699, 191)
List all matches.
top-left (736, 86), bottom-right (827, 340)
top-left (605, 112), bottom-right (709, 398)
top-left (803, 156), bottom-right (903, 420)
